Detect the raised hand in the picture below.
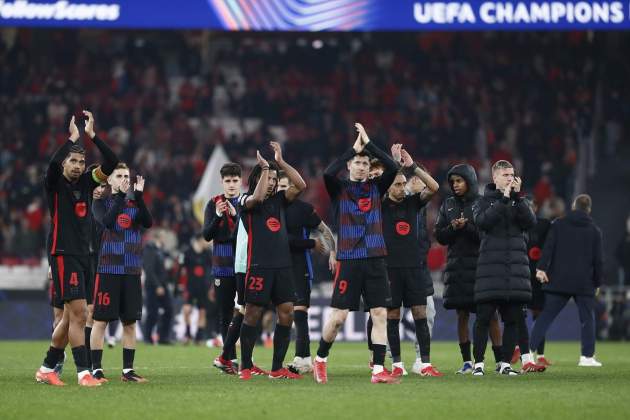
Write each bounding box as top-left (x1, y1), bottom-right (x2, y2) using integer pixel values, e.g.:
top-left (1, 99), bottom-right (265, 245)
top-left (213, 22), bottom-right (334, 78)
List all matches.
top-left (390, 143), bottom-right (402, 163)
top-left (83, 110), bottom-right (96, 139)
top-left (69, 116), bottom-right (80, 142)
top-left (503, 179), bottom-right (512, 198)
top-left (270, 141), bottom-right (284, 163)
top-left (401, 149), bottom-right (414, 167)
top-left (513, 176), bottom-right (522, 193)
top-left (256, 150), bottom-right (269, 168)
top-left (216, 200), bottom-right (228, 215)
top-left (226, 199), bottom-right (237, 216)
top-left (352, 133), bottom-right (364, 154)
top-left (355, 122), bottom-right (370, 145)
top-left (120, 177), bottom-right (130, 194)
top-left (134, 175), bottom-right (145, 192)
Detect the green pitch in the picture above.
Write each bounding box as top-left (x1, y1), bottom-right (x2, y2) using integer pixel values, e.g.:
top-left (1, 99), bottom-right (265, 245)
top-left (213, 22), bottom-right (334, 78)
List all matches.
top-left (1, 341), bottom-right (629, 420)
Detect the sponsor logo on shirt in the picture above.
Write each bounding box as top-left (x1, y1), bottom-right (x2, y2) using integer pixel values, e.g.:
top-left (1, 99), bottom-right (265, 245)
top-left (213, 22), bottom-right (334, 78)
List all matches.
top-left (117, 214), bottom-right (131, 229)
top-left (358, 198), bottom-right (372, 212)
top-left (266, 217), bottom-right (281, 232)
top-left (395, 221), bottom-right (411, 236)
top-left (74, 201), bottom-right (87, 217)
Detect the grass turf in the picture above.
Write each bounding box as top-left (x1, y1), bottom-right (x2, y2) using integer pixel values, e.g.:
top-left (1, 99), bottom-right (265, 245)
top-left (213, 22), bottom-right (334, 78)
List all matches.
top-left (0, 341), bottom-right (628, 420)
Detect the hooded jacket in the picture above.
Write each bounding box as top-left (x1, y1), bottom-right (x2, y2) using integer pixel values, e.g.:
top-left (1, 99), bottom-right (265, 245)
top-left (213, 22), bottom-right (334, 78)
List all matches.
top-left (435, 164), bottom-right (481, 309)
top-left (538, 210), bottom-right (604, 296)
top-left (473, 183), bottom-right (536, 303)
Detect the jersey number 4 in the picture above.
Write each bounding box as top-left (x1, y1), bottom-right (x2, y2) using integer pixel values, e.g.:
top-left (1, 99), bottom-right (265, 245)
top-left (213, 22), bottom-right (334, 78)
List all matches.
top-left (69, 272), bottom-right (79, 287)
top-left (248, 276), bottom-right (264, 291)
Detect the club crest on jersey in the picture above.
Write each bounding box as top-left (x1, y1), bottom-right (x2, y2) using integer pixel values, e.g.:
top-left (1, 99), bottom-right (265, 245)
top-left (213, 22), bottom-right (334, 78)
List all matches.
top-left (193, 265), bottom-right (205, 277)
top-left (266, 217), bottom-right (281, 232)
top-left (357, 198), bottom-right (372, 212)
top-left (528, 246), bottom-right (542, 261)
top-left (395, 221), bottom-right (411, 236)
top-left (215, 278), bottom-right (221, 287)
top-left (74, 201), bottom-right (87, 218)
top-left (117, 214), bottom-right (132, 229)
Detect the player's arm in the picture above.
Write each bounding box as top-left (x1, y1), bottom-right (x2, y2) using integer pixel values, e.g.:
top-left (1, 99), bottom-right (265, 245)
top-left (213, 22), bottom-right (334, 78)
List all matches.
top-left (473, 195), bottom-right (507, 231)
top-left (288, 234), bottom-right (316, 251)
top-left (401, 149), bottom-right (439, 201)
top-left (202, 199), bottom-right (222, 241)
top-left (356, 123), bottom-right (399, 194)
top-left (593, 227), bottom-right (604, 289)
top-left (536, 221), bottom-right (557, 283)
top-left (435, 201), bottom-right (457, 246)
top-left (316, 220), bottom-right (336, 254)
top-left (241, 151), bottom-right (270, 210)
top-left (133, 175), bottom-right (153, 229)
top-left (45, 116), bottom-right (80, 190)
top-left (323, 142), bottom-right (356, 198)
top-left (270, 141), bottom-right (306, 202)
top-left (83, 110), bottom-right (119, 184)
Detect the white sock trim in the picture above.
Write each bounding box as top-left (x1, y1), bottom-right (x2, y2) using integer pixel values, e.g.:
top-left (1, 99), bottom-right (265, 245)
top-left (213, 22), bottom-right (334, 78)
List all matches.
top-left (315, 356), bottom-right (327, 363)
top-left (77, 370), bottom-right (91, 380)
top-left (39, 366), bottom-right (55, 373)
top-left (122, 368), bottom-right (133, 374)
top-left (372, 365), bottom-right (384, 374)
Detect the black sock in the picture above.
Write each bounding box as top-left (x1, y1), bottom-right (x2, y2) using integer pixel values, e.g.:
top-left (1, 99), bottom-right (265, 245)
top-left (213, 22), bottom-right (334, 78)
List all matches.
top-left (372, 344), bottom-right (386, 366)
top-left (459, 341), bottom-right (472, 362)
top-left (271, 324), bottom-right (291, 371)
top-left (43, 346), bottom-right (64, 369)
top-left (492, 345), bottom-right (503, 364)
top-left (71, 346), bottom-right (89, 373)
top-left (194, 328), bottom-right (205, 342)
top-left (221, 312), bottom-right (243, 361)
top-left (185, 324), bottom-right (191, 338)
top-left (366, 316), bottom-right (373, 351)
top-left (239, 323), bottom-right (258, 370)
top-left (533, 313), bottom-right (546, 354)
top-left (91, 349), bottom-right (103, 370)
top-left (387, 319), bottom-right (401, 363)
top-left (123, 348), bottom-right (135, 370)
top-left (84, 327), bottom-right (92, 367)
top-left (108, 320), bottom-right (118, 337)
top-left (414, 318), bottom-right (431, 363)
top-left (294, 310), bottom-right (310, 358)
top-left (316, 338), bottom-right (333, 359)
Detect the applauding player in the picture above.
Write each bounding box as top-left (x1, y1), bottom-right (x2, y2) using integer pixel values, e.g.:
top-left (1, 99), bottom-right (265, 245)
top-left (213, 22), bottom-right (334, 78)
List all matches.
top-left (237, 142), bottom-right (306, 380)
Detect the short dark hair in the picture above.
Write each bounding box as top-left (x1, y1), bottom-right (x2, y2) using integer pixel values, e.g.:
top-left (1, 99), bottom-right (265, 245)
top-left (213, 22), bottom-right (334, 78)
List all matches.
top-left (67, 144), bottom-right (85, 156)
top-left (492, 160), bottom-right (513, 173)
top-left (114, 162), bottom-right (129, 171)
top-left (278, 171), bottom-right (289, 181)
top-left (192, 233), bottom-right (204, 241)
top-left (573, 194), bottom-right (592, 213)
top-left (247, 161), bottom-right (279, 195)
top-left (220, 163), bottom-right (242, 178)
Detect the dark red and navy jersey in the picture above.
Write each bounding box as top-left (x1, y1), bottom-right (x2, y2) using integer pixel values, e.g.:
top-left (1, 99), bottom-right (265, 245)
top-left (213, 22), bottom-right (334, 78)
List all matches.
top-left (181, 247), bottom-right (212, 285)
top-left (323, 142), bottom-right (399, 261)
top-left (93, 192), bottom-right (153, 275)
top-left (335, 180), bottom-right (387, 260)
top-left (286, 199), bottom-right (322, 283)
top-left (240, 191), bottom-right (291, 270)
top-left (382, 194), bottom-right (429, 268)
top-left (203, 195), bottom-right (240, 277)
top-left (45, 161), bottom-right (100, 256)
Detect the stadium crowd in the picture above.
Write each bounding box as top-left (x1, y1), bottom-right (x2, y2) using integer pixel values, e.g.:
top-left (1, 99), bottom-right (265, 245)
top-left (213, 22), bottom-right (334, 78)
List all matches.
top-left (1, 29), bottom-right (613, 264)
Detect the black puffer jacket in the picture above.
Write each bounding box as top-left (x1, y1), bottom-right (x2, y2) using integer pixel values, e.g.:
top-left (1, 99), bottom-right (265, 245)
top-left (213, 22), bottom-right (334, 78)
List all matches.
top-left (538, 210), bottom-right (604, 296)
top-left (435, 164), bottom-right (480, 309)
top-left (473, 184), bottom-right (536, 303)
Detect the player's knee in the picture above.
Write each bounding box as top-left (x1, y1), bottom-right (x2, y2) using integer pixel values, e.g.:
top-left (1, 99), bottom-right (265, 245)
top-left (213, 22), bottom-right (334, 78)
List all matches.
top-left (330, 309), bottom-right (348, 330)
top-left (122, 320), bottom-right (136, 328)
top-left (411, 305), bottom-right (426, 320)
top-left (370, 307), bottom-right (387, 321)
top-left (387, 308), bottom-right (401, 320)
